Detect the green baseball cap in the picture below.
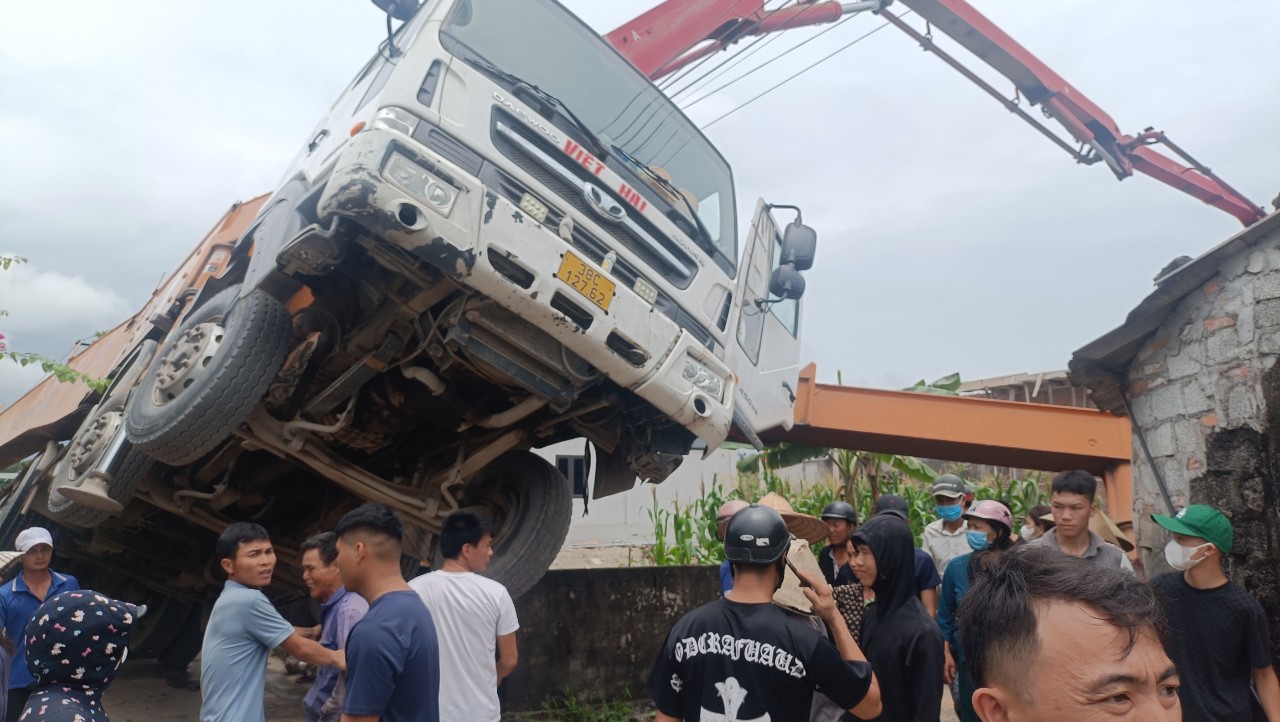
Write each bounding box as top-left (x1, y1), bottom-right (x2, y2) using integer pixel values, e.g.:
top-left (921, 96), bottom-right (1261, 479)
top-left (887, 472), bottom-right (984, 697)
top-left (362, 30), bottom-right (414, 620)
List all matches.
top-left (1152, 505), bottom-right (1233, 554)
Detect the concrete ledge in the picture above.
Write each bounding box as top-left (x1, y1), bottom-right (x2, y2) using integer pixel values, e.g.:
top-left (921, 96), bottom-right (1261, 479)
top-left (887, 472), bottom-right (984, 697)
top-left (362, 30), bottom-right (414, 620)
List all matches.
top-left (504, 565), bottom-right (719, 711)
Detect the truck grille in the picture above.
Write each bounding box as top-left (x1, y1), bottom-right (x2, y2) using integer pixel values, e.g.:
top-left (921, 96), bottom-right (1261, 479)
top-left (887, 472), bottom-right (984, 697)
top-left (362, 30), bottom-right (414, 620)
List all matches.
top-left (479, 164), bottom-right (714, 351)
top-left (490, 111), bottom-right (696, 288)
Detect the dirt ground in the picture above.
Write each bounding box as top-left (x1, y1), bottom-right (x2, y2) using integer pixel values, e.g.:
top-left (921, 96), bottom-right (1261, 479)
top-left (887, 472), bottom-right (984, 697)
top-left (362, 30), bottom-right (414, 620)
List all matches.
top-left (103, 657), bottom-right (307, 722)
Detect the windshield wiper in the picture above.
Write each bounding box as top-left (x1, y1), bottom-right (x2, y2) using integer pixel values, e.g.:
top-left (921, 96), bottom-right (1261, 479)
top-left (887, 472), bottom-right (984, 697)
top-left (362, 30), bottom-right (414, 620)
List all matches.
top-left (466, 56), bottom-right (609, 160)
top-left (609, 144), bottom-right (717, 254)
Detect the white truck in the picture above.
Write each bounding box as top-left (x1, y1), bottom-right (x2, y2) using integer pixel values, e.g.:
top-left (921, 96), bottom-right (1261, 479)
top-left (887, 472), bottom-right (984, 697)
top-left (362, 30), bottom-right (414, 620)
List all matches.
top-left (5, 0), bottom-right (816, 638)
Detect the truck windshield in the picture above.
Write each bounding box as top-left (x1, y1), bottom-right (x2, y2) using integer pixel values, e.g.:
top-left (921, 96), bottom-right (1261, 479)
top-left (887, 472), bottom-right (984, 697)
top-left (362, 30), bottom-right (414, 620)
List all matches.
top-left (442, 0), bottom-right (738, 268)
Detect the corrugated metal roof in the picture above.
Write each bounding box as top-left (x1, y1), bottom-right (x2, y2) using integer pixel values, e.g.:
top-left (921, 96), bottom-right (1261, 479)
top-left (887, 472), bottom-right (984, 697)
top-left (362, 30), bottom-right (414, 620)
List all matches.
top-left (0, 195), bottom-right (269, 467)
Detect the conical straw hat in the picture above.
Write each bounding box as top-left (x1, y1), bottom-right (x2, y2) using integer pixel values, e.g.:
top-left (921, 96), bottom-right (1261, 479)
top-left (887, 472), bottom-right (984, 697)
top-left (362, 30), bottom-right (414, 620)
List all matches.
top-left (773, 539), bottom-right (821, 614)
top-left (757, 492), bottom-right (828, 545)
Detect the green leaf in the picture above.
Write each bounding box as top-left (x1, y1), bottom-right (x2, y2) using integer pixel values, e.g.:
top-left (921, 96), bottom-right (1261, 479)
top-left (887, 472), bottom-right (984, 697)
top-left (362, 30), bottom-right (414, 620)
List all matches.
top-left (902, 372), bottom-right (963, 396)
top-left (736, 443), bottom-right (829, 473)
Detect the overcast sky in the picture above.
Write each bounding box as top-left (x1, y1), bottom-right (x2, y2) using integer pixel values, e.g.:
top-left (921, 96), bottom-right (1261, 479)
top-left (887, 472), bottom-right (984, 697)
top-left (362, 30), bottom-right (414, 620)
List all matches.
top-left (2, 0), bottom-right (1278, 406)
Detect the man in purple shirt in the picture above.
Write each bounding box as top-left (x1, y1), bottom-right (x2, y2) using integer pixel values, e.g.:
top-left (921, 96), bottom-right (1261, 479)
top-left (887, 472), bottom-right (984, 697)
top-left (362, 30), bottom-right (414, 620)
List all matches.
top-left (300, 532), bottom-right (368, 722)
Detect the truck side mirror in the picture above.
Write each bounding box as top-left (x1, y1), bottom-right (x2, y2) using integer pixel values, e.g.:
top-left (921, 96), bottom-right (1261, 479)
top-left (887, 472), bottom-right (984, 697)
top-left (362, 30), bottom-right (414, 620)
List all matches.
top-left (780, 221), bottom-right (817, 271)
top-left (371, 0), bottom-right (417, 22)
top-left (769, 265), bottom-right (806, 301)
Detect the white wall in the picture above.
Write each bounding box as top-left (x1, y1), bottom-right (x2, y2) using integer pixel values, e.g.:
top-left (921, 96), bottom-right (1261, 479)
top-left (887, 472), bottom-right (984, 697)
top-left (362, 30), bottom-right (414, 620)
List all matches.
top-left (534, 440), bottom-right (741, 545)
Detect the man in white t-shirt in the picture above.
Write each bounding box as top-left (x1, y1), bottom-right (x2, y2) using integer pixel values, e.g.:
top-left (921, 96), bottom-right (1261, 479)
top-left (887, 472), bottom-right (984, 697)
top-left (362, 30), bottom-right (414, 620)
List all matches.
top-left (409, 511), bottom-right (519, 722)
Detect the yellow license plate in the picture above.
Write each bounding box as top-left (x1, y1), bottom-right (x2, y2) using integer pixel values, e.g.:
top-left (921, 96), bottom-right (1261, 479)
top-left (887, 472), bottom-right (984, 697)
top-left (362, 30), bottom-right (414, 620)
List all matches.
top-left (557, 252), bottom-right (615, 311)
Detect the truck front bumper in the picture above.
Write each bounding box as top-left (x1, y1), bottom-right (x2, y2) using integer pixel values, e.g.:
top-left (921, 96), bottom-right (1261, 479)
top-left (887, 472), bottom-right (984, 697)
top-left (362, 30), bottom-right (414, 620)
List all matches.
top-left (314, 129), bottom-right (733, 447)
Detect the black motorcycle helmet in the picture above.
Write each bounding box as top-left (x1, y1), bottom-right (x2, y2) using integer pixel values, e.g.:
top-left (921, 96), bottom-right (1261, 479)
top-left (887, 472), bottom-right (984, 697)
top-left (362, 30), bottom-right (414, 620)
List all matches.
top-left (821, 500), bottom-right (857, 524)
top-left (723, 504), bottom-right (792, 565)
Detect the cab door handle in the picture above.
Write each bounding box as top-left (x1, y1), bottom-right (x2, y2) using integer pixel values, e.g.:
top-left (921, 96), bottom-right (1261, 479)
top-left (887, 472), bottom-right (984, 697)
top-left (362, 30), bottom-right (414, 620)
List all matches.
top-left (307, 129), bottom-right (331, 153)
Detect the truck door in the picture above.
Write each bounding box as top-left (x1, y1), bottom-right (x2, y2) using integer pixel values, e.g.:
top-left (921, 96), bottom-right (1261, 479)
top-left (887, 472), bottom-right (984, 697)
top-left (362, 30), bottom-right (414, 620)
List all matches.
top-left (727, 199), bottom-right (804, 436)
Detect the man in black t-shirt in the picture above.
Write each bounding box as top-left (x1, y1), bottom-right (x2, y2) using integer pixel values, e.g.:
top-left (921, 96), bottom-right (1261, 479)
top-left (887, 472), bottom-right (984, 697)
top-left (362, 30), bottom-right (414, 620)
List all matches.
top-left (1151, 505), bottom-right (1280, 721)
top-left (648, 505), bottom-right (880, 722)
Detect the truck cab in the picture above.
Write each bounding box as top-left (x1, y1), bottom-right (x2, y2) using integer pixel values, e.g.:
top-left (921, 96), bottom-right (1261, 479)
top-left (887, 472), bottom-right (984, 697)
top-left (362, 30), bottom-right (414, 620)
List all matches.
top-left (36, 0), bottom-right (817, 603)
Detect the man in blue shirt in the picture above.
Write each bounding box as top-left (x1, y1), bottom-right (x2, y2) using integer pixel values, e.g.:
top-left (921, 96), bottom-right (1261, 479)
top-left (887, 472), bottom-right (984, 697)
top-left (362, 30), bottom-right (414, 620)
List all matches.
top-left (714, 499), bottom-right (748, 594)
top-left (199, 523), bottom-right (344, 722)
top-left (334, 503), bottom-right (440, 722)
top-left (300, 532), bottom-right (368, 722)
top-left (0, 526), bottom-right (78, 722)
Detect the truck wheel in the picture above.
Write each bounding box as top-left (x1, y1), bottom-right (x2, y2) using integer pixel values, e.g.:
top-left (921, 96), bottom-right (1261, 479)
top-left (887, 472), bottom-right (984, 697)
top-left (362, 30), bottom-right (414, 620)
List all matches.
top-left (156, 603), bottom-right (205, 670)
top-left (125, 285), bottom-right (292, 465)
top-left (46, 448), bottom-right (151, 528)
top-left (130, 598), bottom-right (196, 660)
top-left (47, 342), bottom-right (158, 527)
top-left (463, 451), bottom-right (571, 599)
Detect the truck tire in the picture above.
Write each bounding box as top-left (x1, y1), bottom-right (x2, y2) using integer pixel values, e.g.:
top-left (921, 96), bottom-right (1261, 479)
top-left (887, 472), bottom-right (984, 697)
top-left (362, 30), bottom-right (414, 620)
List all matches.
top-left (130, 598), bottom-right (196, 660)
top-left (47, 341), bottom-right (158, 527)
top-left (156, 603), bottom-right (205, 670)
top-left (463, 451), bottom-right (572, 599)
top-left (125, 285), bottom-right (292, 466)
top-left (46, 449), bottom-right (151, 528)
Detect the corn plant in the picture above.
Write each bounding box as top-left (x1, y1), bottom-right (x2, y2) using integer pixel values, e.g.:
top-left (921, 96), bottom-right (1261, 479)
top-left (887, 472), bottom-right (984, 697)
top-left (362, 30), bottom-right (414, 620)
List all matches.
top-left (646, 469), bottom-right (1051, 564)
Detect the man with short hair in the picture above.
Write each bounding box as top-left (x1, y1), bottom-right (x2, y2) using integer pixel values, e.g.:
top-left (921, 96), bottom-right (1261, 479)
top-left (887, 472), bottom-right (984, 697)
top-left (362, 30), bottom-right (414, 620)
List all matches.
top-left (648, 504), bottom-right (881, 722)
top-left (1150, 505), bottom-right (1280, 721)
top-left (873, 495), bottom-right (942, 617)
top-left (0, 527), bottom-right (79, 722)
top-left (410, 511), bottom-right (518, 722)
top-left (957, 544), bottom-right (1180, 721)
top-left (200, 522), bottom-right (344, 722)
top-left (922, 475), bottom-right (972, 578)
top-left (335, 503), bottom-right (440, 722)
top-left (301, 532), bottom-right (368, 722)
top-left (818, 501), bottom-right (857, 587)
top-left (1031, 470), bottom-right (1133, 572)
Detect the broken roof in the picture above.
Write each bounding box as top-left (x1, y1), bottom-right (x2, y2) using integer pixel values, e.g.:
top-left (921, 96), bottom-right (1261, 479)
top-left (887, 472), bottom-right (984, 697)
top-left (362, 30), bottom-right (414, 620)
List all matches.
top-left (1070, 211), bottom-right (1280, 414)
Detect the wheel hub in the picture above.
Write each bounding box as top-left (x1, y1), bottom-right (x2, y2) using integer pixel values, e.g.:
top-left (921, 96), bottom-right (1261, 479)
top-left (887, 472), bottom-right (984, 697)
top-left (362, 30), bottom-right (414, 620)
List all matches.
top-left (66, 411), bottom-right (124, 482)
top-left (152, 322), bottom-right (225, 406)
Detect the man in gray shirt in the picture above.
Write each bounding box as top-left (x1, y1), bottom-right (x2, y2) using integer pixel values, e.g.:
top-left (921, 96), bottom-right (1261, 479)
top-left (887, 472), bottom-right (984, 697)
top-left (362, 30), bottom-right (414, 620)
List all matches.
top-left (1031, 470), bottom-right (1133, 573)
top-left (200, 522), bottom-right (344, 722)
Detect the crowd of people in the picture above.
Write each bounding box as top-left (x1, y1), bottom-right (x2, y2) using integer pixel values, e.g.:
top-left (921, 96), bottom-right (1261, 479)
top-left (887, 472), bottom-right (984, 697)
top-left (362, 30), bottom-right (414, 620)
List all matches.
top-left (0, 467), bottom-right (1273, 721)
top-left (197, 504), bottom-right (518, 722)
top-left (0, 502), bottom-right (520, 722)
top-left (651, 470), bottom-right (1280, 721)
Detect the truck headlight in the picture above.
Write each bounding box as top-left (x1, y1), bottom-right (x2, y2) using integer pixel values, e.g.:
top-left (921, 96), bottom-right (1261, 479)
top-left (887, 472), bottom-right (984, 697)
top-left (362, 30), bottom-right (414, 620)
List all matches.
top-left (682, 358), bottom-right (725, 402)
top-left (372, 106), bottom-right (421, 135)
top-left (384, 152), bottom-right (458, 216)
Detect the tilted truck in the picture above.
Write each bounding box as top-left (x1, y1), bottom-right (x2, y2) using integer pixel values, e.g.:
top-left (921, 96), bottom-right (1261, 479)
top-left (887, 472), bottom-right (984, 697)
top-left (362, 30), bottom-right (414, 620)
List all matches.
top-left (0, 0), bottom-right (817, 663)
top-left (8, 0), bottom-right (1250, 670)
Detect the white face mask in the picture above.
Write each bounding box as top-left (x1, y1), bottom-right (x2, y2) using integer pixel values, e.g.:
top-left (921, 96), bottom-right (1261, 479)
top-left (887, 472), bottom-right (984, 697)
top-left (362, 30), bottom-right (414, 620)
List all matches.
top-left (1164, 539), bottom-right (1211, 571)
top-left (1019, 524), bottom-right (1039, 540)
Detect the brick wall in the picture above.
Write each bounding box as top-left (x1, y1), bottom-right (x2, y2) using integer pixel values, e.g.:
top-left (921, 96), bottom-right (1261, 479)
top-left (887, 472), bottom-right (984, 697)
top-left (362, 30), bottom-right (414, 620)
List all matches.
top-left (1125, 227), bottom-right (1280, 658)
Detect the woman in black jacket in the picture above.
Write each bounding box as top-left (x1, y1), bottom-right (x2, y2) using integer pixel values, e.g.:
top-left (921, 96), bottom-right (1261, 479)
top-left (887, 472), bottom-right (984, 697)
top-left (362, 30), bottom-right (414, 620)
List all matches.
top-left (848, 515), bottom-right (944, 721)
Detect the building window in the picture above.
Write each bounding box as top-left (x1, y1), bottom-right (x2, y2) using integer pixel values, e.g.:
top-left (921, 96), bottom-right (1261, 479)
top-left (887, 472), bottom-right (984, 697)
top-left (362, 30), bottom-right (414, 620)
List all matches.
top-left (557, 455), bottom-right (588, 497)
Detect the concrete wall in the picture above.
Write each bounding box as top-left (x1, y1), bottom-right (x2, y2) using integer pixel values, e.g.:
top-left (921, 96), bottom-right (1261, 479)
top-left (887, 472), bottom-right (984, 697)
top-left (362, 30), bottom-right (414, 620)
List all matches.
top-left (1125, 224), bottom-right (1280, 659)
top-left (503, 565), bottom-right (719, 711)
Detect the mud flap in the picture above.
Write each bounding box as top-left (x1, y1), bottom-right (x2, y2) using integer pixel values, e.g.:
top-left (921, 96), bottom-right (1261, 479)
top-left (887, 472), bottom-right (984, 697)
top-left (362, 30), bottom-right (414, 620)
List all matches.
top-left (591, 443), bottom-right (637, 500)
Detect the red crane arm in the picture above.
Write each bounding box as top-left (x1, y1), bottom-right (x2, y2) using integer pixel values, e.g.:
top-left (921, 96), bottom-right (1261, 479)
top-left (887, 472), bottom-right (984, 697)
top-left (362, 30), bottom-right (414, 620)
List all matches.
top-left (605, 1), bottom-right (867, 79)
top-left (606, 0), bottom-right (1268, 226)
